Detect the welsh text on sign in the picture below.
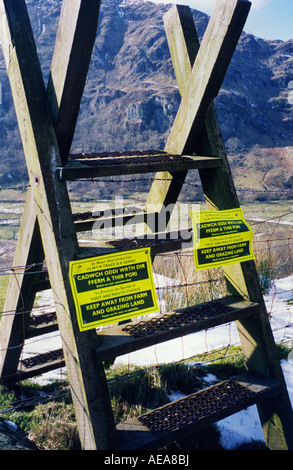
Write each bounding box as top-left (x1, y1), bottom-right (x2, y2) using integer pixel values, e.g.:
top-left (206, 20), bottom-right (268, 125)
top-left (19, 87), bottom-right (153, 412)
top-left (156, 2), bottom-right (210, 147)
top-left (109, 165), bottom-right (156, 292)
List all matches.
top-left (190, 208), bottom-right (255, 270)
top-left (69, 248), bottom-right (159, 331)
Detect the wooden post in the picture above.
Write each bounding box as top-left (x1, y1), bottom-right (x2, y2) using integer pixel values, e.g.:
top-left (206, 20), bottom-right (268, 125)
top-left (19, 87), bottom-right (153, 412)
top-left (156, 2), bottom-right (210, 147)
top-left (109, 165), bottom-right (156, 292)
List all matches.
top-left (165, 0), bottom-right (251, 155)
top-left (145, 0), bottom-right (250, 233)
top-left (0, 188), bottom-right (44, 380)
top-left (164, 3), bottom-right (293, 449)
top-left (48, 0), bottom-right (102, 161)
top-left (0, 0), bottom-right (102, 381)
top-left (0, 0), bottom-right (116, 449)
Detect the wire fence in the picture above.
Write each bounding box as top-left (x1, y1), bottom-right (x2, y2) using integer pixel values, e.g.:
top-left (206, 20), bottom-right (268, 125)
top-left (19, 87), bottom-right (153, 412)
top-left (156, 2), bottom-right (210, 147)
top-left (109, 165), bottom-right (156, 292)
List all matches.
top-left (1, 183), bottom-right (293, 413)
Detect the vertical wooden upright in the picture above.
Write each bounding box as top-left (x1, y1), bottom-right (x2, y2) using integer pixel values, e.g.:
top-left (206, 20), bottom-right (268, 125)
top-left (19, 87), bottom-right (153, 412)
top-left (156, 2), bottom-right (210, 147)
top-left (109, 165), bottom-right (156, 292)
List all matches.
top-left (0, 0), bottom-right (292, 450)
top-left (161, 4), bottom-right (293, 449)
top-left (0, 0), bottom-right (116, 450)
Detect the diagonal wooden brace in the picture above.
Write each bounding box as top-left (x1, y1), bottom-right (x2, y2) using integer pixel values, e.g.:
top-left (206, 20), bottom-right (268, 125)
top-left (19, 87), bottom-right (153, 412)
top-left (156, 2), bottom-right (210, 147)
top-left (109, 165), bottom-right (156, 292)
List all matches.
top-left (162, 3), bottom-right (293, 450)
top-left (163, 3), bottom-right (241, 211)
top-left (165, 0), bottom-right (251, 155)
top-left (145, 0), bottom-right (250, 230)
top-left (0, 0), bottom-right (101, 380)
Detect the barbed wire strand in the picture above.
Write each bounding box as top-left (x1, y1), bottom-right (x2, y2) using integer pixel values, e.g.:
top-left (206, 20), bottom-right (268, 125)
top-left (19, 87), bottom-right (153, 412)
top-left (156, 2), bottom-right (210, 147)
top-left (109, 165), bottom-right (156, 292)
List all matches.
top-left (0, 202), bottom-right (293, 410)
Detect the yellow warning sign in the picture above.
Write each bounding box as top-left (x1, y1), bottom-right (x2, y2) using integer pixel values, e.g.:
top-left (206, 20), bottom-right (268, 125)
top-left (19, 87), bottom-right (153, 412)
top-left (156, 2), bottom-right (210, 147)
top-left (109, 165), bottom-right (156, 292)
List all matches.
top-left (69, 248), bottom-right (159, 331)
top-left (190, 208), bottom-right (255, 270)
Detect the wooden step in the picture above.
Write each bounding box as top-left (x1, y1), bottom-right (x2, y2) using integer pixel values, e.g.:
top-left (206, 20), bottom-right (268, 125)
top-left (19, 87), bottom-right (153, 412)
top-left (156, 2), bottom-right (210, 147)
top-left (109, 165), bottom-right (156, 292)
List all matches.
top-left (17, 349), bottom-right (65, 381)
top-left (77, 228), bottom-right (193, 260)
top-left (56, 150), bottom-right (222, 181)
top-left (18, 297), bottom-right (257, 380)
top-left (73, 206), bottom-right (157, 233)
top-left (115, 372), bottom-right (281, 450)
top-left (95, 297), bottom-right (258, 363)
top-left (107, 228), bottom-right (193, 254)
top-left (25, 306), bottom-right (58, 339)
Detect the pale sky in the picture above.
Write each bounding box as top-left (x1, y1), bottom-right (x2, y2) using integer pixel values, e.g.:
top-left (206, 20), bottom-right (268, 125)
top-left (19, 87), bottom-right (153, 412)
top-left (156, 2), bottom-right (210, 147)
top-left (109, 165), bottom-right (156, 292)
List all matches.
top-left (150, 0), bottom-right (293, 41)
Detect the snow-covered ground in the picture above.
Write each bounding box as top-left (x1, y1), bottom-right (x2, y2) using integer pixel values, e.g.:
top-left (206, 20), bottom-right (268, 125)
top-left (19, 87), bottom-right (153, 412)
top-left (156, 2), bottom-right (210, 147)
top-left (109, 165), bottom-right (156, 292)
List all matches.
top-left (22, 275), bottom-right (293, 450)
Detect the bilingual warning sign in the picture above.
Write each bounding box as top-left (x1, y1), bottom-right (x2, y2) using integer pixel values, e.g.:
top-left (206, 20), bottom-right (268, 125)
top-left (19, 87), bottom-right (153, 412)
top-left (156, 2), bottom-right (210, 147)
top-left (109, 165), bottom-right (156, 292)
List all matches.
top-left (190, 208), bottom-right (255, 270)
top-left (69, 248), bottom-right (159, 331)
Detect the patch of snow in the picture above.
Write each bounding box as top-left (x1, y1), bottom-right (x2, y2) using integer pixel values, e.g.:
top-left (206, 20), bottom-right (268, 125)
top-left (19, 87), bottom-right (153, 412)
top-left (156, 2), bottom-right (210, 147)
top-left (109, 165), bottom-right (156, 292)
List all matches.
top-left (4, 420), bottom-right (19, 432)
top-left (167, 390), bottom-right (186, 402)
top-left (202, 373), bottom-right (218, 385)
top-left (217, 360), bottom-right (293, 449)
top-left (217, 404), bottom-right (264, 449)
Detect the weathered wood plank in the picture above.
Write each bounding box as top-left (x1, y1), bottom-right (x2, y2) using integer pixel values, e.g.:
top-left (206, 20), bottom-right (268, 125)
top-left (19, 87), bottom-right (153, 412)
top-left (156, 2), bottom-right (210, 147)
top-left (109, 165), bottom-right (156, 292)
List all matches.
top-left (143, 5), bottom-right (203, 234)
top-left (48, 0), bottom-right (102, 161)
top-left (57, 153), bottom-right (222, 180)
top-left (144, 0), bottom-right (250, 236)
top-left (25, 306), bottom-right (58, 339)
top-left (144, 5), bottom-right (199, 210)
top-left (20, 297), bottom-right (258, 368)
top-left (74, 207), bottom-right (154, 233)
top-left (164, 4), bottom-right (240, 211)
top-left (163, 4), bottom-right (199, 97)
top-left (18, 349), bottom-right (65, 381)
top-left (115, 373), bottom-right (281, 450)
top-left (95, 297), bottom-right (258, 363)
top-left (0, 0), bottom-right (116, 450)
top-left (0, 188), bottom-right (44, 380)
top-left (165, 3), bottom-right (293, 450)
top-left (165, 0), bottom-right (251, 155)
top-left (0, 0), bottom-right (102, 382)
top-left (77, 227), bottom-right (193, 258)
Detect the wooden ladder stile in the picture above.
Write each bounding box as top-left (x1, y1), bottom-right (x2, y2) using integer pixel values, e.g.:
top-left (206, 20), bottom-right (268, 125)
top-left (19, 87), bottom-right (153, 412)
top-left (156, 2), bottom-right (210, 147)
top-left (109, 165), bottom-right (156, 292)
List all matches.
top-left (0, 0), bottom-right (292, 450)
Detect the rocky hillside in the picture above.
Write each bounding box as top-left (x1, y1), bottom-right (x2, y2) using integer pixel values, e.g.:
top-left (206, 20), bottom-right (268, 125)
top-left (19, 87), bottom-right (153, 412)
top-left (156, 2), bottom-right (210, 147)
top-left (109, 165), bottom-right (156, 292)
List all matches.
top-left (0, 0), bottom-right (293, 197)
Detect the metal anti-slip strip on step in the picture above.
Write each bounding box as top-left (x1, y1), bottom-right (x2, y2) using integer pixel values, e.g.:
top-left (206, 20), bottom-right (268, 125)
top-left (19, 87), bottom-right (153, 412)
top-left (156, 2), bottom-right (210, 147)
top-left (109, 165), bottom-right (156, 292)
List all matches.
top-left (25, 309), bottom-right (58, 339)
top-left (29, 311), bottom-right (57, 327)
top-left (116, 373), bottom-right (281, 450)
top-left (56, 151), bottom-right (222, 180)
top-left (69, 153), bottom-right (194, 166)
top-left (95, 297), bottom-right (258, 362)
top-left (138, 380), bottom-right (253, 436)
top-left (121, 302), bottom-right (234, 338)
top-left (20, 349), bottom-right (64, 369)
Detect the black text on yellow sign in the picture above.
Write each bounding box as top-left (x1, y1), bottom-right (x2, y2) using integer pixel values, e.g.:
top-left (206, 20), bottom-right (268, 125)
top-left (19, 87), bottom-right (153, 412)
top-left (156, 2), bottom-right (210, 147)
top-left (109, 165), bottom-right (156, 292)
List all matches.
top-left (190, 208), bottom-right (255, 270)
top-left (69, 248), bottom-right (159, 331)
